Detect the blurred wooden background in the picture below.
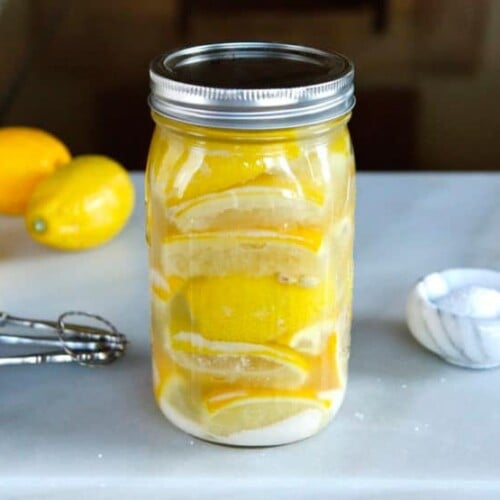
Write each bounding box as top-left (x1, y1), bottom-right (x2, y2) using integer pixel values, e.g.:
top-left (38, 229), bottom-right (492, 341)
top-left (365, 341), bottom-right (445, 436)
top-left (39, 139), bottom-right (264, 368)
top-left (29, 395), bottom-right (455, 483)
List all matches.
top-left (0, 0), bottom-right (499, 171)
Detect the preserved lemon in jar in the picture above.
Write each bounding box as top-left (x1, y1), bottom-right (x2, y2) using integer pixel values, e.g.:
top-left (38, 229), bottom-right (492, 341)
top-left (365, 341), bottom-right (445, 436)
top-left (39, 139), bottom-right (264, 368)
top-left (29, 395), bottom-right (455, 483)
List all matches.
top-left (146, 42), bottom-right (356, 446)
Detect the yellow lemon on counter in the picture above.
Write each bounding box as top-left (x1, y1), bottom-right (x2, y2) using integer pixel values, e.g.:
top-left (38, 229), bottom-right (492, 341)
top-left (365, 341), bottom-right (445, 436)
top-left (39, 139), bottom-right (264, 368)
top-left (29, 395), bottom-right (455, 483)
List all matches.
top-left (25, 155), bottom-right (135, 250)
top-left (0, 127), bottom-right (71, 215)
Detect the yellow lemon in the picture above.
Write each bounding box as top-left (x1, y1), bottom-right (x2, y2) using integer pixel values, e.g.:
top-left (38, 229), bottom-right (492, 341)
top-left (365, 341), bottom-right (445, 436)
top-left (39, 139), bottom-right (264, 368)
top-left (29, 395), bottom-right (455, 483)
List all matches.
top-left (184, 274), bottom-right (335, 344)
top-left (0, 127), bottom-right (71, 214)
top-left (25, 155), bottom-right (134, 250)
top-left (167, 332), bottom-right (309, 389)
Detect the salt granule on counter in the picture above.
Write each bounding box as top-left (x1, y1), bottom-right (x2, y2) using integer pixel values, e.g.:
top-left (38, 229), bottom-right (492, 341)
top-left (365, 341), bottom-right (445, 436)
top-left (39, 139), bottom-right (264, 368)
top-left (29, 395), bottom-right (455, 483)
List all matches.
top-left (435, 285), bottom-right (500, 319)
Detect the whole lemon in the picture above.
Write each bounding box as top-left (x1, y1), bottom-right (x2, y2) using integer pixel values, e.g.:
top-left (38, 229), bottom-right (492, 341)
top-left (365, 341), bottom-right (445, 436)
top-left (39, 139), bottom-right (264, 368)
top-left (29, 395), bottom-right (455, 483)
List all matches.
top-left (25, 155), bottom-right (135, 250)
top-left (0, 127), bottom-right (71, 214)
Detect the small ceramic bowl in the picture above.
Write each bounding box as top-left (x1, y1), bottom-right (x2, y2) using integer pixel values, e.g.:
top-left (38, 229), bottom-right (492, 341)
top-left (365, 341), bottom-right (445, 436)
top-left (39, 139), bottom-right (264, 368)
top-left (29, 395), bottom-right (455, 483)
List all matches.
top-left (406, 268), bottom-right (500, 369)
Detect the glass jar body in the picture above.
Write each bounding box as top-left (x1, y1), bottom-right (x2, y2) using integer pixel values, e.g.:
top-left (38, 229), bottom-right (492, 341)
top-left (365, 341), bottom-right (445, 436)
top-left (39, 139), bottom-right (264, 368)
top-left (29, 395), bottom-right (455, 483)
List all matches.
top-left (146, 114), bottom-right (355, 446)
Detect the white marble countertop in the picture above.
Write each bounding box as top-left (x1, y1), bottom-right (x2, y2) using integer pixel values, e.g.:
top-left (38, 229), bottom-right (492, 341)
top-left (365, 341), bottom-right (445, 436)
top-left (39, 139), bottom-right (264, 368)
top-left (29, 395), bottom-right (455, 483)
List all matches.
top-left (1, 173), bottom-right (499, 500)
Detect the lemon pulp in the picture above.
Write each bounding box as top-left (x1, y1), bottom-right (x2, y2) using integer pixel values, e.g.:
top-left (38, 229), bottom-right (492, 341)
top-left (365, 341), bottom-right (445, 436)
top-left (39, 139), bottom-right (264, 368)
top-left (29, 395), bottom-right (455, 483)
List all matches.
top-left (184, 274), bottom-right (334, 343)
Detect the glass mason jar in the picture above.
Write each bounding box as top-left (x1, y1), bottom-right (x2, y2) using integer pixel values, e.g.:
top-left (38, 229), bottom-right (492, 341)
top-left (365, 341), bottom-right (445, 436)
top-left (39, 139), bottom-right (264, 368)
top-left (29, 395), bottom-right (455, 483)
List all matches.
top-left (146, 42), bottom-right (355, 446)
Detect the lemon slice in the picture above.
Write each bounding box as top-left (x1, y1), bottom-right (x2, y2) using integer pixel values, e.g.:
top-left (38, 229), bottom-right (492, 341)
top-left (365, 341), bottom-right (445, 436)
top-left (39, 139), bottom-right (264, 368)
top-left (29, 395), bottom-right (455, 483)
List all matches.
top-left (304, 333), bottom-right (346, 392)
top-left (150, 268), bottom-right (185, 302)
top-left (158, 373), bottom-right (336, 445)
top-left (161, 229), bottom-right (326, 279)
top-left (148, 128), bottom-right (180, 186)
top-left (150, 285), bottom-right (194, 395)
top-left (151, 357), bottom-right (160, 391)
top-left (153, 142), bottom-right (268, 205)
top-left (151, 344), bottom-right (175, 399)
top-left (331, 216), bottom-right (354, 306)
top-left (329, 126), bottom-right (351, 154)
top-left (151, 291), bottom-right (169, 333)
top-left (167, 332), bottom-right (309, 389)
top-left (150, 269), bottom-right (184, 342)
top-left (183, 274), bottom-right (334, 344)
top-left (151, 323), bottom-right (173, 398)
top-left (169, 185), bottom-right (326, 233)
top-left (175, 150), bottom-right (267, 203)
top-left (150, 268), bottom-right (171, 301)
top-left (151, 295), bottom-right (173, 398)
top-left (203, 388), bottom-right (330, 438)
top-left (158, 373), bottom-right (206, 437)
top-left (280, 319), bottom-right (337, 356)
top-left (288, 128), bottom-right (353, 220)
top-left (330, 132), bottom-right (355, 218)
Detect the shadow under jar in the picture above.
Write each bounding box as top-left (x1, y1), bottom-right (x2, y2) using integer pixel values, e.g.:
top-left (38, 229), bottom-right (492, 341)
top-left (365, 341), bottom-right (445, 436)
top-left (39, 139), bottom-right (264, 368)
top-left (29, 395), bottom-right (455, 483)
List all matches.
top-left (146, 42), bottom-right (356, 446)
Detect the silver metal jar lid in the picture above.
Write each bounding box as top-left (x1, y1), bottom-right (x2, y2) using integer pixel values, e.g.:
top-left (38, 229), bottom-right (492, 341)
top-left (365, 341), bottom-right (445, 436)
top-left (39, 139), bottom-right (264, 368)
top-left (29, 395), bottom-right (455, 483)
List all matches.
top-left (149, 42), bottom-right (355, 129)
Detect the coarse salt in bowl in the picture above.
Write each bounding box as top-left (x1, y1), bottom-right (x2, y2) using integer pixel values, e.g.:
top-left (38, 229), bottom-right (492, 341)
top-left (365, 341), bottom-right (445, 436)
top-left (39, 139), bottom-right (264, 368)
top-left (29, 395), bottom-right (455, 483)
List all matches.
top-left (406, 268), bottom-right (500, 369)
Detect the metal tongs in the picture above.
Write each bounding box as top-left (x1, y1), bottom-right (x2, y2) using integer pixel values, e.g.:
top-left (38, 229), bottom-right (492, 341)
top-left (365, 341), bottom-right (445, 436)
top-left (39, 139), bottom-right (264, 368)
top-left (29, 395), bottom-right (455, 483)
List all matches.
top-left (0, 311), bottom-right (127, 367)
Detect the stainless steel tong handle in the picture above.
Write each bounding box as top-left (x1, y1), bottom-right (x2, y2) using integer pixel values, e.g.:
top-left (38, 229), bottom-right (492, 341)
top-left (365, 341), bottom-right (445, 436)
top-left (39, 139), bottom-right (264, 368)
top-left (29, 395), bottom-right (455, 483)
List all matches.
top-left (0, 311), bottom-right (128, 367)
top-left (0, 350), bottom-right (121, 366)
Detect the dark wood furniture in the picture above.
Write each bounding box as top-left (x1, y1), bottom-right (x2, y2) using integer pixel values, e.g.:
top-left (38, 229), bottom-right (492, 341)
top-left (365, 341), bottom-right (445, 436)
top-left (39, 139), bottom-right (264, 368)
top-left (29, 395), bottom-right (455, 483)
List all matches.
top-left (177, 0), bottom-right (388, 39)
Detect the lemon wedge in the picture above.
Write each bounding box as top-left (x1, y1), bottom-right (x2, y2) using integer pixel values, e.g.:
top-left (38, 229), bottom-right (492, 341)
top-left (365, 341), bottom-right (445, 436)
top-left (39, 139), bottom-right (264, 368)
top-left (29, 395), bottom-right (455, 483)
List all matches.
top-left (167, 332), bottom-right (309, 389)
top-left (152, 140), bottom-right (267, 205)
top-left (304, 333), bottom-right (346, 392)
top-left (280, 319), bottom-right (337, 356)
top-left (158, 373), bottom-right (334, 444)
top-left (183, 274), bottom-right (334, 344)
top-left (151, 343), bottom-right (175, 399)
top-left (151, 294), bottom-right (173, 398)
top-left (329, 125), bottom-right (352, 157)
top-left (158, 374), bottom-right (204, 434)
top-left (161, 229), bottom-right (326, 279)
top-left (169, 185), bottom-right (326, 233)
top-left (332, 216), bottom-right (355, 306)
top-left (330, 132), bottom-right (355, 218)
top-left (175, 150), bottom-right (267, 203)
top-left (150, 269), bottom-right (184, 344)
top-left (167, 149), bottom-right (340, 233)
top-left (150, 268), bottom-right (185, 302)
top-left (203, 388), bottom-right (330, 438)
